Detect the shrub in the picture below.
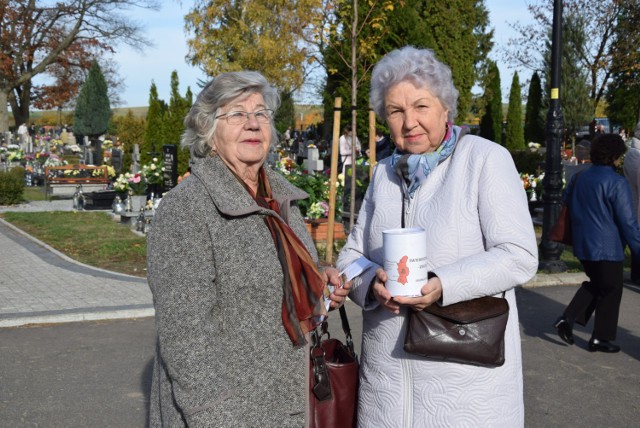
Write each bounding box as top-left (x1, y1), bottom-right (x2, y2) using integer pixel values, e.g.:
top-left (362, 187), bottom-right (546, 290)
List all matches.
top-left (0, 167), bottom-right (25, 205)
top-left (510, 150), bottom-right (544, 175)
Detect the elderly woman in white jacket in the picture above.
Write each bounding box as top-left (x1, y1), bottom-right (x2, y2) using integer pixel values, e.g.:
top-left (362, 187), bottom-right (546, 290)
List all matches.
top-left (336, 46), bottom-right (538, 427)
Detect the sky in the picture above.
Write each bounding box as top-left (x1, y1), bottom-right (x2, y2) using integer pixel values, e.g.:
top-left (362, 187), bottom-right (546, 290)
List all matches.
top-left (114, 0), bottom-right (533, 108)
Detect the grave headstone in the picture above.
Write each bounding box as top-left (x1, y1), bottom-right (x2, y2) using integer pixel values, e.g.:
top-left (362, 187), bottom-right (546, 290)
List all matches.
top-left (111, 149), bottom-right (123, 174)
top-left (92, 139), bottom-right (103, 166)
top-left (303, 147), bottom-right (323, 171)
top-left (162, 144), bottom-right (178, 190)
top-left (83, 146), bottom-right (93, 165)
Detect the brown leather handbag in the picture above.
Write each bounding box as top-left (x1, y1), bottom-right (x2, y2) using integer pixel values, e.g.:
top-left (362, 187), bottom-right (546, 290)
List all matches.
top-left (550, 171), bottom-right (585, 245)
top-left (404, 295), bottom-right (509, 367)
top-left (309, 306), bottom-right (359, 428)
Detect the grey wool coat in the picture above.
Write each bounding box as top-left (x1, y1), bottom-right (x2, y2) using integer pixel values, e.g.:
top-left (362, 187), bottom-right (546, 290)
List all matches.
top-left (337, 134), bottom-right (538, 427)
top-left (147, 155), bottom-right (317, 427)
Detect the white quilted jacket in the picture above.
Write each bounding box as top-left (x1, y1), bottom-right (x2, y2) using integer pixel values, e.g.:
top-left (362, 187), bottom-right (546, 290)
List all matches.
top-left (337, 134), bottom-right (538, 427)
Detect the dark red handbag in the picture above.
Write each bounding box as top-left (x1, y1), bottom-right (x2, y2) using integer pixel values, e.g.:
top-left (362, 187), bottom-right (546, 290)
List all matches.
top-left (309, 306), bottom-right (359, 428)
top-left (549, 204), bottom-right (572, 245)
top-left (550, 171), bottom-right (585, 245)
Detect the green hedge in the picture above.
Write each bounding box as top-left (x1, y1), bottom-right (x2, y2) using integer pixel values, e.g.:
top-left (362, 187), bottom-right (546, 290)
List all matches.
top-left (510, 150), bottom-right (544, 175)
top-left (0, 167), bottom-right (25, 205)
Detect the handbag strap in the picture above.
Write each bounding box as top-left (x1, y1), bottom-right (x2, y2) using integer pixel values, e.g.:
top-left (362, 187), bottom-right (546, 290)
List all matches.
top-left (339, 305), bottom-right (356, 357)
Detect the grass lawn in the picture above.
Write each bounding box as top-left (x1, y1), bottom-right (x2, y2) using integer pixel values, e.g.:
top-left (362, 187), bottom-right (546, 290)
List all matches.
top-left (1, 211), bottom-right (147, 277)
top-left (22, 186), bottom-right (48, 202)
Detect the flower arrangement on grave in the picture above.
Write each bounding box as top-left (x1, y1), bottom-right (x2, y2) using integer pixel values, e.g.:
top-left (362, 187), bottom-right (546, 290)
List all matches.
top-left (113, 172), bottom-right (147, 195)
top-left (6, 146), bottom-right (24, 162)
top-left (50, 139), bottom-right (63, 150)
top-left (35, 152), bottom-right (50, 165)
top-left (64, 169), bottom-right (83, 177)
top-left (307, 201), bottom-right (330, 220)
top-left (520, 172), bottom-right (545, 201)
top-left (142, 157), bottom-right (165, 185)
top-left (92, 165), bottom-right (116, 179)
top-left (276, 162), bottom-right (344, 220)
top-left (43, 154), bottom-right (67, 167)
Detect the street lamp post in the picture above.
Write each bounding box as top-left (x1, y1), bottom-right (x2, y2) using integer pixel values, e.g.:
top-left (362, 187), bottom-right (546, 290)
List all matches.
top-left (539, 0), bottom-right (567, 272)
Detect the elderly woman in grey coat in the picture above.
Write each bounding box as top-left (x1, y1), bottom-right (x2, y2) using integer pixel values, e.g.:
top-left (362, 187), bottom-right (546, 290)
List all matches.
top-left (336, 46), bottom-right (538, 427)
top-left (147, 71), bottom-right (349, 427)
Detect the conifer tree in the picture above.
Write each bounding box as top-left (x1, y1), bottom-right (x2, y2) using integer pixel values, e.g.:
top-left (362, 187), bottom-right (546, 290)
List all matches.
top-left (479, 61), bottom-right (502, 145)
top-left (74, 61), bottom-right (111, 138)
top-left (524, 71), bottom-right (544, 144)
top-left (143, 82), bottom-right (167, 167)
top-left (74, 60), bottom-right (111, 165)
top-left (505, 72), bottom-right (525, 151)
top-left (164, 71), bottom-right (192, 175)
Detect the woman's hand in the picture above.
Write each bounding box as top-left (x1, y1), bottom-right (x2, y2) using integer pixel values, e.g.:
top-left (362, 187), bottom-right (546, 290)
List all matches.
top-left (393, 276), bottom-right (443, 311)
top-left (371, 268), bottom-right (401, 314)
top-left (322, 267), bottom-right (352, 309)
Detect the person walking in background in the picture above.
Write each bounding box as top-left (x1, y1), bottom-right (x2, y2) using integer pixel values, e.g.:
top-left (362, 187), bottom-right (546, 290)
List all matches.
top-left (337, 46), bottom-right (538, 427)
top-left (619, 127), bottom-right (627, 141)
top-left (339, 124), bottom-right (361, 173)
top-left (147, 71), bottom-right (349, 426)
top-left (555, 133), bottom-right (640, 353)
top-left (622, 122), bottom-right (640, 284)
top-left (366, 128), bottom-right (393, 161)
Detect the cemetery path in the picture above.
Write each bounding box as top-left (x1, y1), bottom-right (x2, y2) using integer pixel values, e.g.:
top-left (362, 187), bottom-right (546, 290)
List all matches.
top-left (0, 212), bottom-right (153, 327)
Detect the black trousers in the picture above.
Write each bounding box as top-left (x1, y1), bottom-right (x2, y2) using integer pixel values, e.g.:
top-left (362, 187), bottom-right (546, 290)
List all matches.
top-left (631, 252), bottom-right (640, 282)
top-left (563, 260), bottom-right (624, 341)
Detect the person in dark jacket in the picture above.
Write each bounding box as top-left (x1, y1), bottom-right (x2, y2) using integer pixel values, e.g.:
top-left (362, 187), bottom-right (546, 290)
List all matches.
top-left (366, 128), bottom-right (393, 161)
top-left (555, 133), bottom-right (640, 353)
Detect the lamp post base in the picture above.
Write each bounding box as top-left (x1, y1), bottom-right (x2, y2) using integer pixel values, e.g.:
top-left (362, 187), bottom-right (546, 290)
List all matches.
top-left (539, 259), bottom-right (568, 273)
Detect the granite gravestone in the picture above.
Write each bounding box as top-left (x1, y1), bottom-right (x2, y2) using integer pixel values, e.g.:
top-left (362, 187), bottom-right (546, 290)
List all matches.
top-left (111, 149), bottom-right (123, 174)
top-left (162, 145), bottom-right (178, 190)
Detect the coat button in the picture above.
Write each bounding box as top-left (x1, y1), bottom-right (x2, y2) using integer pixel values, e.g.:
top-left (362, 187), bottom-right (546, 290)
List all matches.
top-left (458, 329), bottom-right (466, 336)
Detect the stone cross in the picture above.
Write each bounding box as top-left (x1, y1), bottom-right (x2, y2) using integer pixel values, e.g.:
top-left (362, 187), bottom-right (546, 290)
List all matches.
top-left (131, 144), bottom-right (140, 174)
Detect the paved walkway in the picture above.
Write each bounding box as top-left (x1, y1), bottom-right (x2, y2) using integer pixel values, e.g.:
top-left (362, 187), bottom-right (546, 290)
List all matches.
top-left (0, 198), bottom-right (607, 328)
top-left (0, 200), bottom-right (153, 327)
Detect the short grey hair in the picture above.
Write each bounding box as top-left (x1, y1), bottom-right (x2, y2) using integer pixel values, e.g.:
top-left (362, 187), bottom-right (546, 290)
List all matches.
top-left (181, 71), bottom-right (280, 158)
top-left (370, 46), bottom-right (459, 122)
top-left (634, 121), bottom-right (640, 140)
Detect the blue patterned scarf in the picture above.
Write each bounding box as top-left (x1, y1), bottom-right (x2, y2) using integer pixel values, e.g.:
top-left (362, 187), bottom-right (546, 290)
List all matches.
top-left (391, 123), bottom-right (464, 198)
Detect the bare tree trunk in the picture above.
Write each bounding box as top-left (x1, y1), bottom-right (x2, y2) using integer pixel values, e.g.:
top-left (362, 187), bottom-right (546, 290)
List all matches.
top-left (12, 84), bottom-right (31, 127)
top-left (349, 0), bottom-right (358, 231)
top-left (0, 90), bottom-right (8, 132)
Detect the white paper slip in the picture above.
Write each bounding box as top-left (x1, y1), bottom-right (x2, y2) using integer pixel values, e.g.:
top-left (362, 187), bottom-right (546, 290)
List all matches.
top-left (341, 256), bottom-right (376, 281)
top-left (324, 284), bottom-right (335, 311)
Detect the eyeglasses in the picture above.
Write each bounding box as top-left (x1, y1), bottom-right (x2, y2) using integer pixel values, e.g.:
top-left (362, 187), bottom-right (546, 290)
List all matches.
top-left (215, 109), bottom-right (274, 125)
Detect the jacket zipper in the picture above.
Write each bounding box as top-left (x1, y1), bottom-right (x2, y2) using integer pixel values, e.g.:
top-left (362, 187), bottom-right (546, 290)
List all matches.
top-left (402, 193), bottom-right (416, 427)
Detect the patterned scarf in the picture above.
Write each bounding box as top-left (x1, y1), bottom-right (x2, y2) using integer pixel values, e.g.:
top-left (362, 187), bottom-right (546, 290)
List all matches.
top-left (248, 168), bottom-right (327, 347)
top-left (391, 123), bottom-right (463, 198)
